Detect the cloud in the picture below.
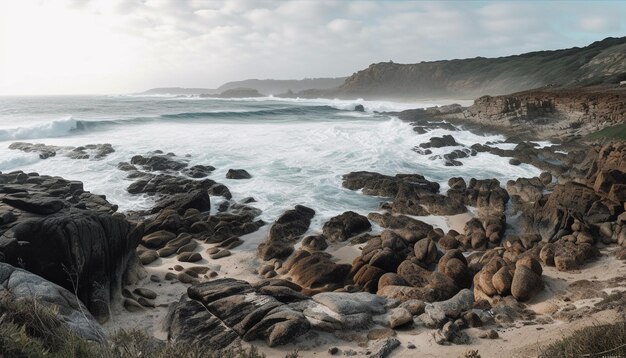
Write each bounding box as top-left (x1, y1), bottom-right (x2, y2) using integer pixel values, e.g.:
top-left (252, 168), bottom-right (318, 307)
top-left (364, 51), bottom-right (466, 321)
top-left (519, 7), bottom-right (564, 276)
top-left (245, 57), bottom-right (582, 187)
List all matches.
top-left (1, 0), bottom-right (625, 94)
top-left (579, 15), bottom-right (620, 33)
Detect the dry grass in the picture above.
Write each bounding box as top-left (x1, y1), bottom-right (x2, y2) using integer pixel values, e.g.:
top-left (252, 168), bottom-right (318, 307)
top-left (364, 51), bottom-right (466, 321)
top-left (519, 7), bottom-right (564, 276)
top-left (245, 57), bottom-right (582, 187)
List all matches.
top-left (538, 322), bottom-right (626, 358)
top-left (0, 295), bottom-right (296, 358)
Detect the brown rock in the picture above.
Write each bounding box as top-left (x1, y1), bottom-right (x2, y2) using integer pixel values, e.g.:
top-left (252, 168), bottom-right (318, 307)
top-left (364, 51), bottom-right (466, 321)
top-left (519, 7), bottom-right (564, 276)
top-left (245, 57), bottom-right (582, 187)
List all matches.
top-left (511, 266), bottom-right (543, 301)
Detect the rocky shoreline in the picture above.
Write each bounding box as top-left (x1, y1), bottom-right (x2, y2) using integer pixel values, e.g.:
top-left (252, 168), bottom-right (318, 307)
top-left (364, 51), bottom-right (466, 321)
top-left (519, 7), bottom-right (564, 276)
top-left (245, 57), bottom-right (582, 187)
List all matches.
top-left (397, 86), bottom-right (626, 141)
top-left (1, 110), bottom-right (626, 357)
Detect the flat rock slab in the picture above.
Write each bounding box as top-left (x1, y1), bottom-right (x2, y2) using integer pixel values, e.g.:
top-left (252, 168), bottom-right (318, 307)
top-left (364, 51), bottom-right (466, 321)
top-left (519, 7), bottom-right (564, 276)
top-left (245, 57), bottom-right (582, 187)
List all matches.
top-left (313, 292), bottom-right (388, 315)
top-left (182, 278), bottom-right (311, 347)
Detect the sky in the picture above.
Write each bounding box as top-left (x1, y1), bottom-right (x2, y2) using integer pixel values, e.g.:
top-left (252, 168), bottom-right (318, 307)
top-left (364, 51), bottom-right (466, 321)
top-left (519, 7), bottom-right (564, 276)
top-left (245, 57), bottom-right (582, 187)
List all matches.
top-left (0, 0), bottom-right (625, 95)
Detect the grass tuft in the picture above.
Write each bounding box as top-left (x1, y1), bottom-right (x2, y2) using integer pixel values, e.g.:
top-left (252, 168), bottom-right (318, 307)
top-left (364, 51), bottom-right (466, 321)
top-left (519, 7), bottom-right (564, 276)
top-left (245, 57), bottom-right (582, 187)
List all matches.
top-left (0, 294), bottom-right (297, 358)
top-left (587, 123), bottom-right (626, 140)
top-left (539, 322), bottom-right (626, 358)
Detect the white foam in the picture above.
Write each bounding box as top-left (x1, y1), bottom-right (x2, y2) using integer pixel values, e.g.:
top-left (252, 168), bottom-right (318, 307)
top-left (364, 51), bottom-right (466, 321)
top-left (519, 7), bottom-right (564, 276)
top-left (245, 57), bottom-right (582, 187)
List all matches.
top-left (130, 94), bottom-right (451, 113)
top-left (0, 97), bottom-right (541, 231)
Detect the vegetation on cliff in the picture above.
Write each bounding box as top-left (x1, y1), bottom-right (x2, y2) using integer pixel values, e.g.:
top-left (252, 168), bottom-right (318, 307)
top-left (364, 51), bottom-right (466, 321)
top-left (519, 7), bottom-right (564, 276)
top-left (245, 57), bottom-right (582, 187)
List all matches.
top-left (313, 37), bottom-right (626, 99)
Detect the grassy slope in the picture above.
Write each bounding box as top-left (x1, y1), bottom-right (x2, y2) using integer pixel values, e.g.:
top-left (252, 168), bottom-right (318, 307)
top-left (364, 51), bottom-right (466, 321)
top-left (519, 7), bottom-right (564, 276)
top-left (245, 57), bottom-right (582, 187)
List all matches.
top-left (587, 123), bottom-right (626, 140)
top-left (334, 37), bottom-right (626, 98)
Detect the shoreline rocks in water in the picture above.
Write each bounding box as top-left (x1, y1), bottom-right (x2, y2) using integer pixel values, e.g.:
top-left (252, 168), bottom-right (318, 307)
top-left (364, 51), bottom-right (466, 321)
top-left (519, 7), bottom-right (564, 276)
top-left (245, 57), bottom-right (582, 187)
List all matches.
top-left (9, 142), bottom-right (115, 160)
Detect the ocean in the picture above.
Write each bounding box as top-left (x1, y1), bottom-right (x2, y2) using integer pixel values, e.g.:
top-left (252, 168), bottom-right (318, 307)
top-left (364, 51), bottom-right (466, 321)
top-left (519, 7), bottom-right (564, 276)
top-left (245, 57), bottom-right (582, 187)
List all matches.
top-left (0, 95), bottom-right (541, 229)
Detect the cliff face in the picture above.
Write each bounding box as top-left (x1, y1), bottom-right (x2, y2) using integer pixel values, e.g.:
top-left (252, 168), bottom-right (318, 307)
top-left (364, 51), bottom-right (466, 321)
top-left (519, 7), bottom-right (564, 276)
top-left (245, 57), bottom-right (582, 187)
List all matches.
top-left (328, 37), bottom-right (626, 100)
top-left (437, 87), bottom-right (626, 139)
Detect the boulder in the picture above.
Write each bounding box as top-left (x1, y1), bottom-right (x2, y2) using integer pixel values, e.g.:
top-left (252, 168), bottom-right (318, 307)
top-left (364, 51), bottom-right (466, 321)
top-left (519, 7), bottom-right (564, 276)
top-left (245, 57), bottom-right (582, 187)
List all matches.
top-left (286, 251), bottom-right (350, 291)
top-left (0, 262), bottom-right (105, 342)
top-left (419, 135), bottom-right (458, 149)
top-left (507, 177), bottom-right (544, 203)
top-left (437, 250), bottom-right (472, 289)
top-left (142, 230), bottom-right (176, 249)
top-left (258, 205), bottom-right (315, 261)
top-left (492, 267), bottom-right (513, 296)
top-left (226, 169), bottom-right (252, 179)
top-left (0, 178), bottom-right (143, 323)
top-left (511, 266), bottom-right (543, 301)
top-left (182, 165), bottom-right (215, 178)
top-left (388, 307), bottom-right (413, 328)
top-left (301, 235), bottom-right (328, 251)
top-left (434, 321), bottom-right (470, 345)
top-left (414, 237), bottom-right (439, 266)
top-left (151, 189), bottom-right (211, 214)
top-left (425, 289), bottom-right (473, 321)
top-left (370, 337), bottom-right (401, 358)
top-left (182, 278), bottom-right (311, 346)
top-left (165, 295), bottom-right (240, 349)
top-left (322, 211), bottom-right (371, 242)
top-left (312, 292), bottom-right (387, 316)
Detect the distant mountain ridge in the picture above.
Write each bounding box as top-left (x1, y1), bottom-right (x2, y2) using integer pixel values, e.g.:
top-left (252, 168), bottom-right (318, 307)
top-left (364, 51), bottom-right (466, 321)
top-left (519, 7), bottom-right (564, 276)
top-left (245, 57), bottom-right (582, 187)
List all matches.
top-left (216, 77), bottom-right (347, 95)
top-left (139, 77), bottom-right (346, 96)
top-left (302, 37), bottom-right (626, 100)
top-left (138, 87), bottom-right (217, 95)
top-left (139, 37), bottom-right (626, 100)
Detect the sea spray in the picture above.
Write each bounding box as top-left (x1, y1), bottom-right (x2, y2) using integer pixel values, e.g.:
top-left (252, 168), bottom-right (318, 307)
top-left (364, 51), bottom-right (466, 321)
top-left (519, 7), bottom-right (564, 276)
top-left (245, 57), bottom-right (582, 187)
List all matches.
top-left (0, 96), bottom-right (541, 230)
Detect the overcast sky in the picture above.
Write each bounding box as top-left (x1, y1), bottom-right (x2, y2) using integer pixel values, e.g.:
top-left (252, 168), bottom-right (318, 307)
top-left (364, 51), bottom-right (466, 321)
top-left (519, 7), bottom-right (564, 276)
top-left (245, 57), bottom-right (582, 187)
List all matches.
top-left (0, 0), bottom-right (624, 95)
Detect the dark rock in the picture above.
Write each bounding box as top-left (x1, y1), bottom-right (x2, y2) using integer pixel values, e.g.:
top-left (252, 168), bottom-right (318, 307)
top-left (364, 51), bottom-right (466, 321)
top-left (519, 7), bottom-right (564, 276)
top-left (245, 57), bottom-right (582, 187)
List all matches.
top-left (151, 189), bottom-right (211, 214)
top-left (301, 235), bottom-right (328, 251)
top-left (131, 153), bottom-right (188, 171)
top-left (370, 337), bottom-right (401, 358)
top-left (165, 295), bottom-right (240, 349)
top-left (434, 321), bottom-right (470, 345)
top-left (182, 165), bottom-right (215, 178)
top-left (285, 250), bottom-right (350, 291)
top-left (258, 206), bottom-right (315, 261)
top-left (1, 196), bottom-right (65, 215)
top-left (0, 180), bottom-right (143, 323)
top-left (322, 211), bottom-right (371, 242)
top-left (226, 169), bottom-right (252, 179)
top-left (511, 265), bottom-right (543, 301)
top-left (134, 287), bottom-right (157, 300)
top-left (142, 230), bottom-right (176, 249)
top-left (419, 135), bottom-right (458, 149)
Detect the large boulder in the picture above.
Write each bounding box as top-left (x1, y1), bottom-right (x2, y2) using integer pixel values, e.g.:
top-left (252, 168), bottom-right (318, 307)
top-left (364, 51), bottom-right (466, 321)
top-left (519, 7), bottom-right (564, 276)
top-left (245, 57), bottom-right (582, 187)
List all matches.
top-left (511, 265), bottom-right (543, 301)
top-left (130, 153), bottom-right (188, 171)
top-left (322, 211), bottom-right (371, 241)
top-left (342, 172), bottom-right (439, 197)
top-left (419, 135), bottom-right (458, 149)
top-left (465, 178), bottom-right (509, 217)
top-left (226, 169), bottom-right (252, 179)
top-left (523, 182), bottom-right (615, 242)
top-left (165, 294), bottom-right (240, 349)
top-left (0, 262), bottom-right (105, 342)
top-left (282, 250), bottom-right (350, 292)
top-left (150, 189), bottom-right (210, 214)
top-left (179, 278), bottom-right (311, 347)
top-left (258, 205), bottom-right (315, 261)
top-left (0, 172), bottom-right (143, 323)
top-left (507, 177), bottom-right (544, 203)
top-left (420, 288), bottom-right (473, 328)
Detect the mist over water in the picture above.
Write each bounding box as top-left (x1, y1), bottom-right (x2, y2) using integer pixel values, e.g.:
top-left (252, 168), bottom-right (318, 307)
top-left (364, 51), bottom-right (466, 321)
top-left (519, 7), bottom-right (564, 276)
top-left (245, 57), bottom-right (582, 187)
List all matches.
top-left (0, 95), bottom-right (540, 228)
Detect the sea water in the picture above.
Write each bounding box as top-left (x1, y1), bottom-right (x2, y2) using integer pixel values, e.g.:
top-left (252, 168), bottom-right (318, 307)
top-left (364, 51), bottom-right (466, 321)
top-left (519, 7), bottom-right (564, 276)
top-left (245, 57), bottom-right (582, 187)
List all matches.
top-left (0, 95), bottom-right (541, 229)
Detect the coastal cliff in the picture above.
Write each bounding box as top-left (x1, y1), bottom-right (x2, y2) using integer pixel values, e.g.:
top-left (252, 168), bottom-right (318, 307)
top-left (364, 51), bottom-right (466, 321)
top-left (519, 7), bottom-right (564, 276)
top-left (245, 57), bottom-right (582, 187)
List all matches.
top-left (399, 86), bottom-right (626, 140)
top-left (300, 37), bottom-right (626, 100)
